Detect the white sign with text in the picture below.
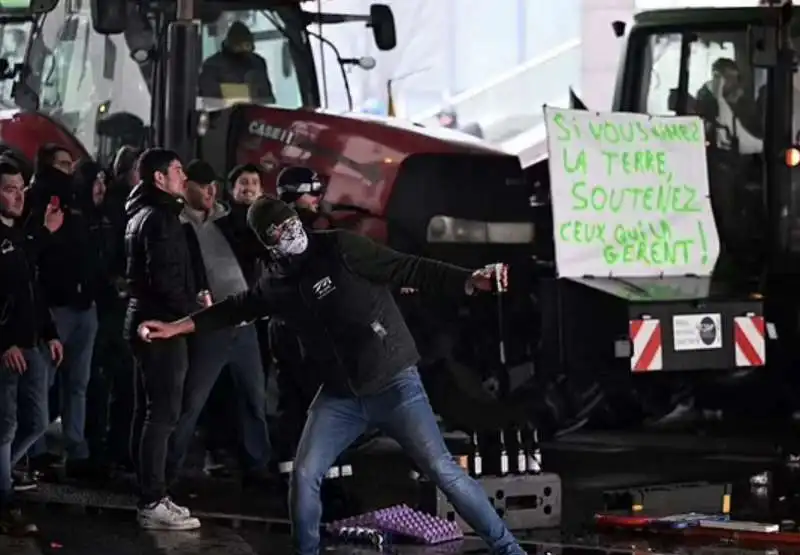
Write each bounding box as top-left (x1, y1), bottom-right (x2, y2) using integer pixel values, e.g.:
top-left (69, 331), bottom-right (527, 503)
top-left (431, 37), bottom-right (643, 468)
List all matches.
top-left (543, 107), bottom-right (720, 278)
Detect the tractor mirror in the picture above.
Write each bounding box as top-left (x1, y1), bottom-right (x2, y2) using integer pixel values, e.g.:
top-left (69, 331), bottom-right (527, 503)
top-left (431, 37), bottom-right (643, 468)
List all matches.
top-left (368, 4), bottom-right (396, 51)
top-left (0, 0), bottom-right (57, 17)
top-left (90, 0), bottom-right (127, 35)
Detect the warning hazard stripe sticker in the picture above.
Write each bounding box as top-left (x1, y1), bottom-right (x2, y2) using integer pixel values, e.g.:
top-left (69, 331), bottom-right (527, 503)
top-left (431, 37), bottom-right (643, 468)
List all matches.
top-left (630, 319), bottom-right (663, 372)
top-left (734, 316), bottom-right (766, 367)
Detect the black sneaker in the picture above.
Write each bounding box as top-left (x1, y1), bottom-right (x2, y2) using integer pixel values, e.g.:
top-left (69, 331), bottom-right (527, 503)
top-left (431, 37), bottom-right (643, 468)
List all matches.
top-left (0, 506), bottom-right (38, 536)
top-left (242, 468), bottom-right (282, 492)
top-left (11, 471), bottom-right (38, 492)
top-left (29, 453), bottom-right (63, 473)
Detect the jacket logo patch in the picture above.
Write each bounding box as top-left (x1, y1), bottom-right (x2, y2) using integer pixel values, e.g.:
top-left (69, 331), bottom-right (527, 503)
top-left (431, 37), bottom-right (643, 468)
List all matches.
top-left (0, 239), bottom-right (13, 255)
top-left (312, 276), bottom-right (335, 300)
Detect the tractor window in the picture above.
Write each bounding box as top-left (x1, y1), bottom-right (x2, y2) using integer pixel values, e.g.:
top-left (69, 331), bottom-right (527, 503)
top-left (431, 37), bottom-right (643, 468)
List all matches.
top-left (0, 21), bottom-right (32, 107)
top-left (635, 27), bottom-right (765, 274)
top-left (26, 9), bottom-right (151, 158)
top-left (639, 29), bottom-right (762, 149)
top-left (199, 9), bottom-right (303, 110)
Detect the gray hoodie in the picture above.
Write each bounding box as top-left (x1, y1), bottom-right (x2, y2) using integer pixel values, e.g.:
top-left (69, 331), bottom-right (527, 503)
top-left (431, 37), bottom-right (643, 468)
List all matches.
top-left (181, 202), bottom-right (249, 302)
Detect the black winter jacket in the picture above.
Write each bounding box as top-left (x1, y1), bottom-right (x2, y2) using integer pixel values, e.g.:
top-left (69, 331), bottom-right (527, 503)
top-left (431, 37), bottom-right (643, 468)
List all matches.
top-left (25, 165), bottom-right (76, 217)
top-left (192, 230), bottom-right (472, 395)
top-left (75, 160), bottom-right (126, 310)
top-left (198, 49), bottom-right (275, 103)
top-left (0, 221), bottom-right (59, 354)
top-left (124, 182), bottom-right (197, 338)
top-left (29, 166), bottom-right (99, 310)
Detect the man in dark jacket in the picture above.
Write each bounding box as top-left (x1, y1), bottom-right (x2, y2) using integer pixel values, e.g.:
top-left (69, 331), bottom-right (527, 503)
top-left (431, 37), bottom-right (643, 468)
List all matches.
top-left (167, 160), bottom-right (271, 486)
top-left (198, 21), bottom-right (275, 105)
top-left (0, 161), bottom-right (64, 535)
top-left (25, 146), bottom-right (99, 474)
top-left (24, 144), bottom-right (76, 218)
top-left (138, 196), bottom-right (525, 555)
top-left (271, 165), bottom-right (328, 465)
top-left (74, 160), bottom-right (132, 471)
top-left (124, 148), bottom-right (200, 531)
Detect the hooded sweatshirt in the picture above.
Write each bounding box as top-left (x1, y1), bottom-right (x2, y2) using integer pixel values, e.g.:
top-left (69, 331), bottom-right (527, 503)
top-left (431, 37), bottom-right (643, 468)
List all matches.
top-left (74, 160), bottom-right (125, 307)
top-left (28, 165), bottom-right (98, 309)
top-left (181, 201), bottom-right (248, 302)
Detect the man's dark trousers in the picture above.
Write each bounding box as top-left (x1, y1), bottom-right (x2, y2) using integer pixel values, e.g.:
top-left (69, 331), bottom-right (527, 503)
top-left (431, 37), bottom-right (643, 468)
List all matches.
top-left (130, 337), bottom-right (189, 505)
top-left (167, 324), bottom-right (270, 480)
top-left (0, 347), bottom-right (50, 506)
top-left (86, 300), bottom-right (135, 466)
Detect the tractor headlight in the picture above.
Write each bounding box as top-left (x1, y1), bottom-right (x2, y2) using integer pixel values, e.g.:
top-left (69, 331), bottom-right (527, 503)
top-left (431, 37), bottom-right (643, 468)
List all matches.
top-left (426, 216), bottom-right (534, 244)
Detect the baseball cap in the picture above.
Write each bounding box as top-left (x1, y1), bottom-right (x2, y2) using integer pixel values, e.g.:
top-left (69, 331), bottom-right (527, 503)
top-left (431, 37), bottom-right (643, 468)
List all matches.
top-left (185, 159), bottom-right (217, 186)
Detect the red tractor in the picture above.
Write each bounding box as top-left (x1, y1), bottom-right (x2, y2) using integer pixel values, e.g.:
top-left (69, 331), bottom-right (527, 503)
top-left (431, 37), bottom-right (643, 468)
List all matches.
top-left (0, 0), bottom-right (555, 443)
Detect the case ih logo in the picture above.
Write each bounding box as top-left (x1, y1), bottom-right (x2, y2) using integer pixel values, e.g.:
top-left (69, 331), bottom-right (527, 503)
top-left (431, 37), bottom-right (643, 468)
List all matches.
top-left (247, 119), bottom-right (381, 183)
top-left (249, 121), bottom-right (297, 145)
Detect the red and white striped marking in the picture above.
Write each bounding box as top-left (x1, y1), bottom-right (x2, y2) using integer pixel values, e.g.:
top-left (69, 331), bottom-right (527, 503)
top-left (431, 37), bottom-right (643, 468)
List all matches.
top-left (734, 316), bottom-right (766, 367)
top-left (629, 319), bottom-right (663, 372)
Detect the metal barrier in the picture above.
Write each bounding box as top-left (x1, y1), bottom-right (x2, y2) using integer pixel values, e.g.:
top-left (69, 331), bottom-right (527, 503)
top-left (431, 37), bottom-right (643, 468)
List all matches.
top-left (410, 38), bottom-right (581, 146)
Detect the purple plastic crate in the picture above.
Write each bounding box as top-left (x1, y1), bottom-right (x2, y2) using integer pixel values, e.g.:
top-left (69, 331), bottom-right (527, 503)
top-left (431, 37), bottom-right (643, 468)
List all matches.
top-left (328, 504), bottom-right (463, 545)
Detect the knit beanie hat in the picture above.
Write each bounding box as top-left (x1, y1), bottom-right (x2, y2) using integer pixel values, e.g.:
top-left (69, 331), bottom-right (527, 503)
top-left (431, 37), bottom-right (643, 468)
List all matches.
top-left (247, 195), bottom-right (297, 245)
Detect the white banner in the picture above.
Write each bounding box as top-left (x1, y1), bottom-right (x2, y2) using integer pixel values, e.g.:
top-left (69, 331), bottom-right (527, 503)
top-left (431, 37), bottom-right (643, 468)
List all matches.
top-left (544, 107), bottom-right (720, 278)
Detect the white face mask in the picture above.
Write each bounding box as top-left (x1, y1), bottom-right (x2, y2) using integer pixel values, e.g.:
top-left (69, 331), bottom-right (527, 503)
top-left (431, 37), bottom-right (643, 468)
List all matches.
top-left (274, 226), bottom-right (308, 256)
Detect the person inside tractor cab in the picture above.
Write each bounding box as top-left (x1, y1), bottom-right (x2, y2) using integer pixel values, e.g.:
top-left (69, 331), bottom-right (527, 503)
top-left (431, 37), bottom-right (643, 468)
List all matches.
top-left (275, 166), bottom-right (327, 227)
top-left (695, 58), bottom-right (763, 154)
top-left (198, 21), bottom-right (276, 106)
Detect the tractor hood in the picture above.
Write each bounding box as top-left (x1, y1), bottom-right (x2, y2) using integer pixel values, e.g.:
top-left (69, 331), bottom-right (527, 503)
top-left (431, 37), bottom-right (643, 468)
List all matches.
top-left (0, 109), bottom-right (88, 169)
top-left (327, 110), bottom-right (505, 155)
top-left (233, 105), bottom-right (511, 197)
top-left (224, 104), bottom-right (529, 262)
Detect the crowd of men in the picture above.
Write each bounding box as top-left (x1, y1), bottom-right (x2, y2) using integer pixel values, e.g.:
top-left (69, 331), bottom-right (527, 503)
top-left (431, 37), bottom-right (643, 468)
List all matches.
top-left (0, 143), bottom-right (526, 555)
top-left (0, 144), bottom-right (317, 535)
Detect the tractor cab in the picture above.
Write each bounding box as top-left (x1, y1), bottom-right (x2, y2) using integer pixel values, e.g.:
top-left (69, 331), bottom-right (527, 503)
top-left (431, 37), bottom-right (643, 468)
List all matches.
top-left (531, 4), bottom-right (800, 429)
top-left (610, 5), bottom-right (800, 284)
top-left (0, 0), bottom-right (326, 159)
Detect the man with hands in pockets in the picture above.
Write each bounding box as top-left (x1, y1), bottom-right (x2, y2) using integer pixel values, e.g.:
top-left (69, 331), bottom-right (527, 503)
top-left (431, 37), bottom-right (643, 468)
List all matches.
top-left (138, 196), bottom-right (525, 555)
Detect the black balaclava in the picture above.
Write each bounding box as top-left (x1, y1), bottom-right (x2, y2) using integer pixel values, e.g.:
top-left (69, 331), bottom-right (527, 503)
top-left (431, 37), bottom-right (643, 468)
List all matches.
top-left (247, 195), bottom-right (299, 247)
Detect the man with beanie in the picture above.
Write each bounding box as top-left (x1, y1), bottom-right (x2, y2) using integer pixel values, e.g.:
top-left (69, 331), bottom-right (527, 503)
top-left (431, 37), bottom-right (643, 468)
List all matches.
top-left (168, 160), bottom-right (272, 487)
top-left (137, 196), bottom-right (526, 555)
top-left (271, 165), bottom-right (328, 464)
top-left (275, 166), bottom-right (326, 227)
top-left (123, 148), bottom-right (200, 531)
top-left (199, 21), bottom-right (275, 105)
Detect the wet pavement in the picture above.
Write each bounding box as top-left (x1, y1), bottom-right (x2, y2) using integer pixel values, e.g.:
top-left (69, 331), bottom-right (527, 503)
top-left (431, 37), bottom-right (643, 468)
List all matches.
top-left (4, 428), bottom-right (800, 554)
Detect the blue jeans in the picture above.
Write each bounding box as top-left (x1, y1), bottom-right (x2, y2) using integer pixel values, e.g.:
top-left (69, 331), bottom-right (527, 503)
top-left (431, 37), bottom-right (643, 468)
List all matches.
top-left (290, 367), bottom-right (523, 555)
top-left (30, 305), bottom-right (98, 460)
top-left (0, 347), bottom-right (50, 504)
top-left (167, 324), bottom-right (270, 480)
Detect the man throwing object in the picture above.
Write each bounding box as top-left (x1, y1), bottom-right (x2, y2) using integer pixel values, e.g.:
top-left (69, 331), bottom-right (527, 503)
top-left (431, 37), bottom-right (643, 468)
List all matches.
top-left (138, 196), bottom-right (525, 555)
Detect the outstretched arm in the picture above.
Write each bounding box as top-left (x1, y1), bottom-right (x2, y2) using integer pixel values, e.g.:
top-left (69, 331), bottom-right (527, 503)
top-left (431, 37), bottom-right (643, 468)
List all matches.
top-left (190, 276), bottom-right (286, 333)
top-left (140, 276), bottom-right (287, 340)
top-left (336, 230), bottom-right (473, 297)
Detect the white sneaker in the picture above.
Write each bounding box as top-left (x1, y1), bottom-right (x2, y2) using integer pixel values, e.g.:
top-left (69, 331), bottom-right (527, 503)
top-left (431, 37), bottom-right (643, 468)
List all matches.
top-left (137, 498), bottom-right (200, 530)
top-left (163, 497), bottom-right (191, 519)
